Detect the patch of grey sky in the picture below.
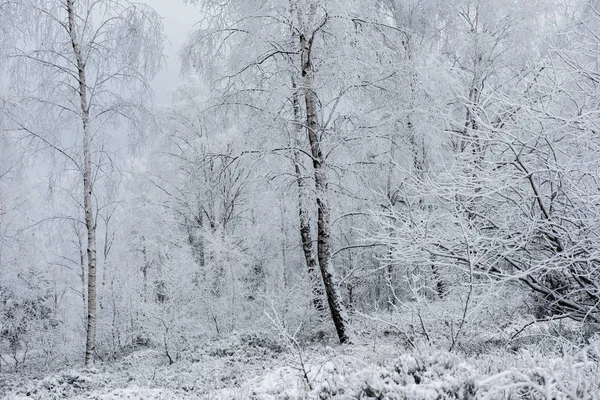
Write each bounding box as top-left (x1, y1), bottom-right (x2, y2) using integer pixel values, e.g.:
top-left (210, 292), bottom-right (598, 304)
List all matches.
top-left (140, 0), bottom-right (200, 105)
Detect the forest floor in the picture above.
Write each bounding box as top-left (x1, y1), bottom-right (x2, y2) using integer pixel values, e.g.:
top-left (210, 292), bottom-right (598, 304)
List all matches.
top-left (1, 318), bottom-right (600, 399)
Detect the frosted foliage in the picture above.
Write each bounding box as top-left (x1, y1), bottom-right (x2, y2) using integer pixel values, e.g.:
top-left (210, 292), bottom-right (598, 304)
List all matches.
top-left (7, 0), bottom-right (164, 148)
top-left (1, 0), bottom-right (600, 397)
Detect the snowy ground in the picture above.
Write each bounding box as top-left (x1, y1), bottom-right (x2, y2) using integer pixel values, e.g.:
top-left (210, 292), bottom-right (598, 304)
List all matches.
top-left (2, 326), bottom-right (600, 400)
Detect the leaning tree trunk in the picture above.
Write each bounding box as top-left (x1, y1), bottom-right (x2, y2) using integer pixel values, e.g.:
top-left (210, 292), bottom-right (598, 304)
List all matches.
top-left (297, 4), bottom-right (350, 343)
top-left (67, 0), bottom-right (97, 365)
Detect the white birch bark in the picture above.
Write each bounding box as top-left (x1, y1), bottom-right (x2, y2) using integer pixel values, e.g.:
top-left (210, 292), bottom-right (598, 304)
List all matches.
top-left (67, 0), bottom-right (97, 365)
top-left (295, 0), bottom-right (350, 343)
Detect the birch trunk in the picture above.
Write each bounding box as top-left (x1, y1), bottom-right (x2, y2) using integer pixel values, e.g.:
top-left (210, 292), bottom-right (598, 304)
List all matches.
top-left (67, 0), bottom-right (97, 365)
top-left (291, 79), bottom-right (325, 312)
top-left (296, 3), bottom-right (350, 343)
top-left (188, 209), bottom-right (206, 285)
top-left (384, 145), bottom-right (396, 311)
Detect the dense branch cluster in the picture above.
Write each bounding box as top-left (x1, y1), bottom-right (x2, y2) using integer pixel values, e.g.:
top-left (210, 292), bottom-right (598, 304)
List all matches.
top-left (0, 0), bottom-right (599, 371)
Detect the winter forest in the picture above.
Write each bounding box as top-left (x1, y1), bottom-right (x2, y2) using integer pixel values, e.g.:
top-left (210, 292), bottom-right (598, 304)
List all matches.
top-left (1, 0), bottom-right (600, 398)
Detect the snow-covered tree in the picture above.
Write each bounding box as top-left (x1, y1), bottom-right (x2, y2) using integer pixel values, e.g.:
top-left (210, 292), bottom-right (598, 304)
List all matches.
top-left (5, 0), bottom-right (164, 364)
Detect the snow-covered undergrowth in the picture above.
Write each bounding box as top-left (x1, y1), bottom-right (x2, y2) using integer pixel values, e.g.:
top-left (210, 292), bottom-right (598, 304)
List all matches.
top-left (224, 342), bottom-right (600, 399)
top-left (2, 327), bottom-right (599, 400)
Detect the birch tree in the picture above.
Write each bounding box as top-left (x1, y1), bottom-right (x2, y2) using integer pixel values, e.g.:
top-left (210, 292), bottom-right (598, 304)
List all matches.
top-left (182, 0), bottom-right (367, 343)
top-left (291, 0), bottom-right (354, 342)
top-left (7, 0), bottom-right (163, 365)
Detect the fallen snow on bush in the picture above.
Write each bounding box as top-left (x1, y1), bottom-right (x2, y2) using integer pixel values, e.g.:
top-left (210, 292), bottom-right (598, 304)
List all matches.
top-left (2, 334), bottom-right (599, 399)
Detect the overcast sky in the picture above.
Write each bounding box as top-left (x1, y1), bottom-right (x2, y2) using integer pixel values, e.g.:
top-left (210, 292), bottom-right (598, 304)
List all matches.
top-left (140, 0), bottom-right (200, 105)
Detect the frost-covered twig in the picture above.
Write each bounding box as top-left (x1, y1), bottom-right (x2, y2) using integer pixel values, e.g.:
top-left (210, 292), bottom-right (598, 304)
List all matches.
top-left (264, 300), bottom-right (313, 391)
top-left (354, 310), bottom-right (415, 349)
top-left (450, 220), bottom-right (475, 352)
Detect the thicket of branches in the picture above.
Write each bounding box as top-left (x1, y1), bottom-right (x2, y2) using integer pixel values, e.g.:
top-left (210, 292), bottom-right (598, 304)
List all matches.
top-left (0, 0), bottom-right (599, 369)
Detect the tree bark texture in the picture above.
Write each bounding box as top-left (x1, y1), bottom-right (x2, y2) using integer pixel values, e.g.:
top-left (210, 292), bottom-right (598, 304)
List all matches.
top-left (67, 0), bottom-right (97, 365)
top-left (296, 2), bottom-right (350, 343)
top-left (291, 78), bottom-right (325, 312)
